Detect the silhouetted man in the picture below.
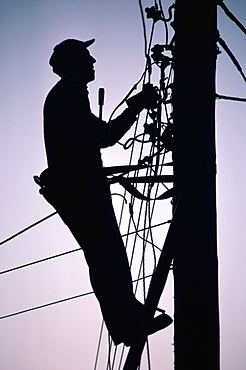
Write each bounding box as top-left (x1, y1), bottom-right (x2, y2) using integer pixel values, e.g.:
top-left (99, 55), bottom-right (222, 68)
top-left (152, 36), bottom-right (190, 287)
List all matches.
top-left (38, 39), bottom-right (172, 346)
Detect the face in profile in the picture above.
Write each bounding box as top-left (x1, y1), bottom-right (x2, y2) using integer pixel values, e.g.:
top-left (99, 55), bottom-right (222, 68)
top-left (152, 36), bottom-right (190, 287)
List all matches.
top-left (76, 48), bottom-right (96, 83)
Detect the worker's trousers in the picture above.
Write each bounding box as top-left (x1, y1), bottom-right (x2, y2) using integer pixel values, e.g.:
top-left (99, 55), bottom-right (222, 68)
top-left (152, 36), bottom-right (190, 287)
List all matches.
top-left (39, 169), bottom-right (143, 344)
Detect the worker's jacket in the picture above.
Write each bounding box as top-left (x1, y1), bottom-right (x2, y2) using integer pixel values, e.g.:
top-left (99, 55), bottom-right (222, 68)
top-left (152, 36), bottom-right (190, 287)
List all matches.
top-left (43, 76), bottom-right (137, 178)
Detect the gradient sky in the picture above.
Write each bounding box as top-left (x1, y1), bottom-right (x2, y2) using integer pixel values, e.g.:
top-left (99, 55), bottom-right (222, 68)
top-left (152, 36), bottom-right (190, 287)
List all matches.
top-left (0, 1), bottom-right (245, 369)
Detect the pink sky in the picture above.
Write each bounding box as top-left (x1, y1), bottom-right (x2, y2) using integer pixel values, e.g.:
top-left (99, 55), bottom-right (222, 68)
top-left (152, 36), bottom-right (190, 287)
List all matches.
top-left (0, 1), bottom-right (245, 369)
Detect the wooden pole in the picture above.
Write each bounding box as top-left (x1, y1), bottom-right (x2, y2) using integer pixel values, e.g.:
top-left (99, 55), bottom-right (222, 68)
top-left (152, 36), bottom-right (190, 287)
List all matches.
top-left (172, 0), bottom-right (220, 369)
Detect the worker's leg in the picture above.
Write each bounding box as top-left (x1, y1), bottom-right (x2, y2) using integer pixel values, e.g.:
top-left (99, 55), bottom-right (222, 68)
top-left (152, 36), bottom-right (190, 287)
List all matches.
top-left (41, 178), bottom-right (143, 345)
top-left (39, 173), bottom-right (172, 345)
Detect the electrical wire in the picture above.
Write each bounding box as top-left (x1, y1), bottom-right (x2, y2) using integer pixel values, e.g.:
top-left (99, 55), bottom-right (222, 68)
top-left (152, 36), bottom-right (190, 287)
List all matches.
top-left (158, 0), bottom-right (169, 45)
top-left (0, 291), bottom-right (93, 320)
top-left (0, 274), bottom-right (153, 321)
top-left (218, 35), bottom-right (246, 83)
top-left (129, 204), bottom-right (162, 252)
top-left (93, 320), bottom-right (105, 370)
top-left (0, 212), bottom-right (57, 246)
top-left (218, 0), bottom-right (246, 35)
top-left (216, 93), bottom-right (246, 102)
top-left (0, 220), bottom-right (171, 276)
top-left (0, 247), bottom-right (81, 275)
top-left (139, 0), bottom-right (148, 56)
top-left (108, 69), bottom-right (148, 122)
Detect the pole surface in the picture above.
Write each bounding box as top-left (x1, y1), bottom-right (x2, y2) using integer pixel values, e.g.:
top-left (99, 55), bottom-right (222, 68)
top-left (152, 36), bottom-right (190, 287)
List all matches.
top-left (172, 1), bottom-right (220, 369)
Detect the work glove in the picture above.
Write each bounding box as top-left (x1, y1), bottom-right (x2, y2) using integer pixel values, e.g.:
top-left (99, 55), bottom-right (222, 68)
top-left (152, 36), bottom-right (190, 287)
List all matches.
top-left (127, 83), bottom-right (159, 114)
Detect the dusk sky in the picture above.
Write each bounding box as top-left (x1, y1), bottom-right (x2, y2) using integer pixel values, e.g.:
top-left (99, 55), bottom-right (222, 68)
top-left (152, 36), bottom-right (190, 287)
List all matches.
top-left (0, 1), bottom-right (245, 369)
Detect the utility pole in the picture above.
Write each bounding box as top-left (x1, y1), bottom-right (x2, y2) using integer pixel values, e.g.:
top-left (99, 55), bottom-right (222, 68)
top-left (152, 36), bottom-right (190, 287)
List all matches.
top-left (172, 0), bottom-right (220, 369)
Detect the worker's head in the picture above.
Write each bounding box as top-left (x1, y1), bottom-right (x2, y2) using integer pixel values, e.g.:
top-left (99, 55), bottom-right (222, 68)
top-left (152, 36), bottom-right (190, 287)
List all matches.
top-left (49, 39), bottom-right (96, 83)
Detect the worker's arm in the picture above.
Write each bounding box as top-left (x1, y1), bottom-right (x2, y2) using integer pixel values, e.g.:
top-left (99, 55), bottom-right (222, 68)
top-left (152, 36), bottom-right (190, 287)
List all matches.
top-left (99, 84), bottom-right (158, 147)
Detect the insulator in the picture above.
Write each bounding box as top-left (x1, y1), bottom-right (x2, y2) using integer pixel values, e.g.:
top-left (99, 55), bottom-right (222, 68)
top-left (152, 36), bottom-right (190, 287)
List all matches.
top-left (144, 122), bottom-right (158, 143)
top-left (151, 44), bottom-right (165, 62)
top-left (160, 125), bottom-right (174, 152)
top-left (145, 6), bottom-right (163, 23)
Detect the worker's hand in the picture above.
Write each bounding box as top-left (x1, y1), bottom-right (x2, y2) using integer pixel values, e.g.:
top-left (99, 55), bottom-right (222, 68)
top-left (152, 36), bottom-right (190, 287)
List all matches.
top-left (142, 83), bottom-right (159, 109)
top-left (127, 83), bottom-right (159, 114)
